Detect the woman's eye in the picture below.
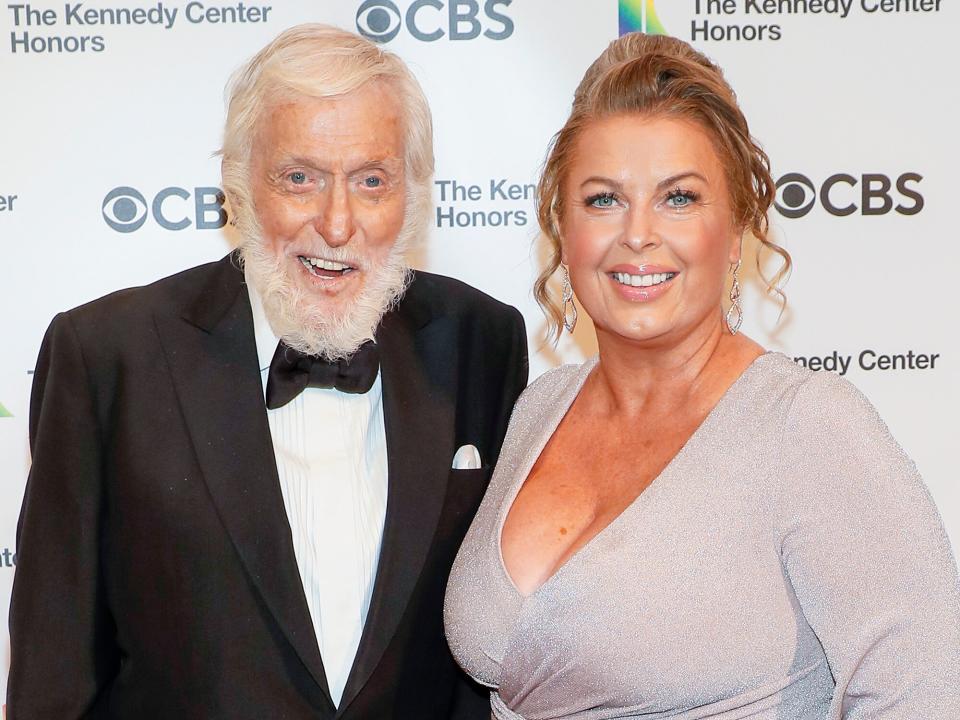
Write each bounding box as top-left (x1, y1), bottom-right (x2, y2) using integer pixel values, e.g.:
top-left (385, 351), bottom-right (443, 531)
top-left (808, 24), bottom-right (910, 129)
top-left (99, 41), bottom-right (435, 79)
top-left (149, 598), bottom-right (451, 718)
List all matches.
top-left (588, 193), bottom-right (616, 208)
top-left (667, 190), bottom-right (697, 208)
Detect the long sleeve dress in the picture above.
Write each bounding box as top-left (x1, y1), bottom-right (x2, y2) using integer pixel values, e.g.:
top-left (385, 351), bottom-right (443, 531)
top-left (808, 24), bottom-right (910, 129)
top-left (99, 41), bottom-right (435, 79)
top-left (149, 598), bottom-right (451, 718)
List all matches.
top-left (444, 353), bottom-right (960, 719)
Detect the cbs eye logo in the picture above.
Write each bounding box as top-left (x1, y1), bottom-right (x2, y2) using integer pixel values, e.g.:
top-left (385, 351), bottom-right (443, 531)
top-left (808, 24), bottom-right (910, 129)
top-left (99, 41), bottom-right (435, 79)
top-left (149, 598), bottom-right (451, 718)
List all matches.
top-left (356, 0), bottom-right (403, 42)
top-left (102, 186), bottom-right (228, 233)
top-left (774, 172), bottom-right (924, 218)
top-left (356, 0), bottom-right (514, 43)
top-left (102, 187), bottom-right (149, 232)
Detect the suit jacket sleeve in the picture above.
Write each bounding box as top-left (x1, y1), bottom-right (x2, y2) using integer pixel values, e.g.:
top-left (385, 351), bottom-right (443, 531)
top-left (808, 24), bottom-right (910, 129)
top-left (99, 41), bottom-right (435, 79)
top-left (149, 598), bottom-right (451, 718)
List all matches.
top-left (8, 312), bottom-right (120, 718)
top-left (495, 307), bottom-right (529, 455)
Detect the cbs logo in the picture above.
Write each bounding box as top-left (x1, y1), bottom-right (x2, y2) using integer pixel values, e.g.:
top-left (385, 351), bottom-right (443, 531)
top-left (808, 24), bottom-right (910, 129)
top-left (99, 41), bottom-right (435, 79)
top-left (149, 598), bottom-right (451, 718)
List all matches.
top-left (774, 172), bottom-right (924, 219)
top-left (102, 186), bottom-right (228, 233)
top-left (356, 0), bottom-right (514, 43)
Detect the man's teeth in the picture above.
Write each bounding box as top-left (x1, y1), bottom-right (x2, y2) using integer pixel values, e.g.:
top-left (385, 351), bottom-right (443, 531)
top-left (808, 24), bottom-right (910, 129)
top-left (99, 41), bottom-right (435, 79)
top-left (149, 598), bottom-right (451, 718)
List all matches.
top-left (299, 256), bottom-right (352, 273)
top-left (612, 271), bottom-right (676, 287)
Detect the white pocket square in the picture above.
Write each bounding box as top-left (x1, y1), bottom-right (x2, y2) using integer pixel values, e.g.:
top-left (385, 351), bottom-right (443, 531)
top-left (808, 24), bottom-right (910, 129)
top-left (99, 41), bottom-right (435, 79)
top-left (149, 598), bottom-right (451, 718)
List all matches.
top-left (452, 444), bottom-right (482, 470)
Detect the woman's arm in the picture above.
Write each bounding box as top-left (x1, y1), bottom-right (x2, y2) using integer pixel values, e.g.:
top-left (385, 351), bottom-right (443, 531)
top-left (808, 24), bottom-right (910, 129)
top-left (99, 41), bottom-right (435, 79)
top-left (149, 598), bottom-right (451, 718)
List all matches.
top-left (777, 371), bottom-right (960, 718)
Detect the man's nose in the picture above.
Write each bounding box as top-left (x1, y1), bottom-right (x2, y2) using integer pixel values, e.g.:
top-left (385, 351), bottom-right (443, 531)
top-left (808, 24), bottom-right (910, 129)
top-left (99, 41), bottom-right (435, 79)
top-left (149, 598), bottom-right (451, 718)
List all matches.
top-left (314, 178), bottom-right (355, 247)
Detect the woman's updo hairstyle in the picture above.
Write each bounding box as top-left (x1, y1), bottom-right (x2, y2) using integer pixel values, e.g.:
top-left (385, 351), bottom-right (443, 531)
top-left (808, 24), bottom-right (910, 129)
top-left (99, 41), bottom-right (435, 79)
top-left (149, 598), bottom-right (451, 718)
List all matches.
top-left (535, 33), bottom-right (790, 339)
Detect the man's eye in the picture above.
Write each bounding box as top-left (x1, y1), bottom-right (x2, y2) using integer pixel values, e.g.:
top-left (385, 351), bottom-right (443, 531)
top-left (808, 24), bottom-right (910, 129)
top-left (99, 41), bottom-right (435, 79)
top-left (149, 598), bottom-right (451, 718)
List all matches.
top-left (288, 171), bottom-right (308, 185)
top-left (363, 176), bottom-right (383, 188)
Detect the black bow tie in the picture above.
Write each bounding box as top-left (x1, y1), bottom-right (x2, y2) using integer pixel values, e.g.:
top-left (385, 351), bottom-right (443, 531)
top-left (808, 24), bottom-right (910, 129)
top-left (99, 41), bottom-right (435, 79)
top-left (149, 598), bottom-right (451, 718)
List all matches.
top-left (265, 341), bottom-right (380, 410)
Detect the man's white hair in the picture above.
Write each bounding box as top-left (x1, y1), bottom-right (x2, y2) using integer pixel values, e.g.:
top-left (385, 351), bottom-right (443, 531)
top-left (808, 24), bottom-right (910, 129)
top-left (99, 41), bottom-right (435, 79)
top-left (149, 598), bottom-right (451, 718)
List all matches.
top-left (220, 23), bottom-right (434, 240)
top-left (218, 23), bottom-right (434, 360)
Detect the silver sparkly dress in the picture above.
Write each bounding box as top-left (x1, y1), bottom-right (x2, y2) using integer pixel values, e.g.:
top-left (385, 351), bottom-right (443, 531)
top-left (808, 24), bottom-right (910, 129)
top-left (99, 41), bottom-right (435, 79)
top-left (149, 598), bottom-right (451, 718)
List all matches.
top-left (444, 353), bottom-right (960, 719)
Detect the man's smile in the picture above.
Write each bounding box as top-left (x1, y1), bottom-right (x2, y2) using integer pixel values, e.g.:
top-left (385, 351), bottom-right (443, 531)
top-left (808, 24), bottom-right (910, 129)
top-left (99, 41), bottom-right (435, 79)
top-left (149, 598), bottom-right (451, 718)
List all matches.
top-left (297, 255), bottom-right (357, 279)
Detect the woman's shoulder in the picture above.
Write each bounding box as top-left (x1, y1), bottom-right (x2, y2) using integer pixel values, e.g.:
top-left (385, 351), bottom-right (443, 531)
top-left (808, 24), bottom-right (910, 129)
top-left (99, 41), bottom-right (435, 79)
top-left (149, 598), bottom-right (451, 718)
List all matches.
top-left (755, 352), bottom-right (886, 434)
top-left (736, 353), bottom-right (915, 483)
top-left (743, 352), bottom-right (880, 428)
top-left (515, 357), bottom-right (596, 411)
top-left (757, 353), bottom-right (928, 506)
top-left (496, 358), bottom-right (596, 452)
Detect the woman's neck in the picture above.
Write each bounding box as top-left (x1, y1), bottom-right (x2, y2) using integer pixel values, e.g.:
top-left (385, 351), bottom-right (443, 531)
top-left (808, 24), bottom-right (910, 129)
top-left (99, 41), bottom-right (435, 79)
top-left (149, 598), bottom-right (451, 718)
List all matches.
top-left (589, 315), bottom-right (764, 418)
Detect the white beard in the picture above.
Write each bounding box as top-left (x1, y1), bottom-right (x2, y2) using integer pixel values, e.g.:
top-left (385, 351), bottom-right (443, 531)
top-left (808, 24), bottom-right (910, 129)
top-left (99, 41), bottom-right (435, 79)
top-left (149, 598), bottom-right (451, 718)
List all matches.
top-left (240, 232), bottom-right (413, 362)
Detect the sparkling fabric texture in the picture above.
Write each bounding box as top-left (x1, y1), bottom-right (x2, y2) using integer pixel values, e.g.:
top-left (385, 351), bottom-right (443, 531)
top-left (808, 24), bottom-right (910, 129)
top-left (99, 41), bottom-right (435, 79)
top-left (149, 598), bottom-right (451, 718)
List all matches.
top-left (444, 353), bottom-right (960, 719)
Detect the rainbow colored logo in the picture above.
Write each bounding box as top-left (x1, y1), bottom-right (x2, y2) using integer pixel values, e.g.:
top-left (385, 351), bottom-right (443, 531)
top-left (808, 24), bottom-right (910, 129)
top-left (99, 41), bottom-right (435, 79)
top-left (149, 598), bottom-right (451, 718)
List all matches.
top-left (619, 0), bottom-right (668, 36)
top-left (0, 402), bottom-right (12, 418)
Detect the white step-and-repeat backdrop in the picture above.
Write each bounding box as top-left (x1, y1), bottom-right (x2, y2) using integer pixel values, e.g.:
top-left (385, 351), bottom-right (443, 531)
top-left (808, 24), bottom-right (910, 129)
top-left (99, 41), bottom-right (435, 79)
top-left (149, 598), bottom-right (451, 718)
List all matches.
top-left (1, 0), bottom-right (957, 704)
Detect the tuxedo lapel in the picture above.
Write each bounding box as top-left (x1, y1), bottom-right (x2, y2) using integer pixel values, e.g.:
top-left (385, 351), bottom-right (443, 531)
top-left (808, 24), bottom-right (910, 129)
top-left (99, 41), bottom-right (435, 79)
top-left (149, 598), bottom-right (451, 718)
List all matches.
top-left (339, 286), bottom-right (455, 711)
top-left (153, 256), bottom-right (332, 704)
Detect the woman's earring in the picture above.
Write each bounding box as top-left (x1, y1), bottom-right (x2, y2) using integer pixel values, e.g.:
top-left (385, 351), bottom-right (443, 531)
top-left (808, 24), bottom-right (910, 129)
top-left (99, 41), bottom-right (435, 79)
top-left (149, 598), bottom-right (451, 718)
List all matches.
top-left (561, 264), bottom-right (578, 334)
top-left (726, 259), bottom-right (743, 335)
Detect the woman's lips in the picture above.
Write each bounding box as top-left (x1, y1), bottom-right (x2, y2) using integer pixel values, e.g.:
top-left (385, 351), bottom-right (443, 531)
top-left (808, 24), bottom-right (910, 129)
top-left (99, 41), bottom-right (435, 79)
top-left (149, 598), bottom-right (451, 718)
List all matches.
top-left (607, 265), bottom-right (678, 301)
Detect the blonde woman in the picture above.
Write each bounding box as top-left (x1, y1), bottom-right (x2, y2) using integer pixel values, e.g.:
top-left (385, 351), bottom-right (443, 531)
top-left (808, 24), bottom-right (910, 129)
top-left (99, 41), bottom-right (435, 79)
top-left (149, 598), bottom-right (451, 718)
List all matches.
top-left (445, 33), bottom-right (960, 720)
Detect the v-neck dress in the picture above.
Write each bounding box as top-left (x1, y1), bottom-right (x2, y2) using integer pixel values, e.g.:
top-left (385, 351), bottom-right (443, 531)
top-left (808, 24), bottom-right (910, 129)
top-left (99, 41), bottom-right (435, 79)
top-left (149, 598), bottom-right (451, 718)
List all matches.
top-left (444, 353), bottom-right (960, 720)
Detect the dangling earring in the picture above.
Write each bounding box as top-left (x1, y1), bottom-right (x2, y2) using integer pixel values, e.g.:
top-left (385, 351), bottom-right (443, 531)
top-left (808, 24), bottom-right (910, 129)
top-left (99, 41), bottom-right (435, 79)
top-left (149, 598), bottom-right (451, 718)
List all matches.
top-left (726, 259), bottom-right (743, 335)
top-left (561, 264), bottom-right (578, 333)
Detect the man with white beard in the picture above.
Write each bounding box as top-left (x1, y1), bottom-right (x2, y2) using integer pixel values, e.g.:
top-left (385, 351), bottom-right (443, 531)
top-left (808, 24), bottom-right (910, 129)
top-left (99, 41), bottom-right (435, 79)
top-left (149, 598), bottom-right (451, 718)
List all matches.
top-left (8, 25), bottom-right (527, 720)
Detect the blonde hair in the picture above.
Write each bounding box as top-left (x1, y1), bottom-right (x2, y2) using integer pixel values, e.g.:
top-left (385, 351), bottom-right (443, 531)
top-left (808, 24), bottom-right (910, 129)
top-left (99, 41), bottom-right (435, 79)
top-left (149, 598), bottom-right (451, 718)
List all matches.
top-left (219, 23), bottom-right (434, 240)
top-left (535, 33), bottom-right (790, 340)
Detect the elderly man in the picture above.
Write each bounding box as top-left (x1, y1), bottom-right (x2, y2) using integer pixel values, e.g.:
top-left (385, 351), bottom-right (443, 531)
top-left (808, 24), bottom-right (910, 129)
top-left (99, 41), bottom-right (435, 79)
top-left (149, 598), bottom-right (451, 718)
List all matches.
top-left (8, 24), bottom-right (527, 719)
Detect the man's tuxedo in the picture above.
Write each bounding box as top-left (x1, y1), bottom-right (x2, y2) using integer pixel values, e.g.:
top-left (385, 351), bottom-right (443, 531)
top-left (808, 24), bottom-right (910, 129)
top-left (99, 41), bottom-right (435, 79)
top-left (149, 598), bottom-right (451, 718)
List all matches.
top-left (8, 253), bottom-right (528, 719)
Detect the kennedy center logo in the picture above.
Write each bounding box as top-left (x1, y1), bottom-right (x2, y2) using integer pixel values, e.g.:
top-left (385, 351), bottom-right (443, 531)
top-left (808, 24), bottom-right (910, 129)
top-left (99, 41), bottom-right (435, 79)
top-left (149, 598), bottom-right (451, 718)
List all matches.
top-left (619, 0), bottom-right (668, 36)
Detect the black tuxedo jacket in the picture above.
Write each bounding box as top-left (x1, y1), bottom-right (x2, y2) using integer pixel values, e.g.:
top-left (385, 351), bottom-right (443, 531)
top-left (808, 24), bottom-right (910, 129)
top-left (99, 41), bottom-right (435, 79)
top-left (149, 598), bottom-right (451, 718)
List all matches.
top-left (8, 254), bottom-right (528, 719)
